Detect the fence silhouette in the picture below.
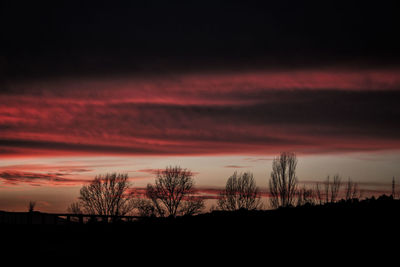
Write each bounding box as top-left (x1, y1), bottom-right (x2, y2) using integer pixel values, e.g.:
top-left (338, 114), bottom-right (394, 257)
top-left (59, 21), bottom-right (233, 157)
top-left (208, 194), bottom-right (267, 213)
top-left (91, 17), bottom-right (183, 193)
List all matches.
top-left (0, 211), bottom-right (140, 225)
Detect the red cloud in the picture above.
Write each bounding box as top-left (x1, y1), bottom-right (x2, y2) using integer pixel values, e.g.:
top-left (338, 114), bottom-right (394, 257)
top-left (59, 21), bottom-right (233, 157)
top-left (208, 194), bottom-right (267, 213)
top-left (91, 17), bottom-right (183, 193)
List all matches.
top-left (0, 170), bottom-right (88, 186)
top-left (1, 69), bottom-right (400, 157)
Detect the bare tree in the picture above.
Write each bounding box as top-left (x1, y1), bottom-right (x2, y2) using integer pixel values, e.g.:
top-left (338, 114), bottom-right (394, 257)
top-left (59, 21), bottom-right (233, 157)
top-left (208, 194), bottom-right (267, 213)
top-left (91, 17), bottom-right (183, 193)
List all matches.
top-left (133, 198), bottom-right (158, 217)
top-left (28, 201), bottom-right (36, 212)
top-left (315, 175), bottom-right (343, 204)
top-left (324, 176), bottom-right (330, 203)
top-left (269, 152), bottom-right (298, 208)
top-left (315, 182), bottom-right (324, 205)
top-left (78, 173), bottom-right (135, 216)
top-left (296, 186), bottom-right (315, 206)
top-left (392, 177), bottom-right (396, 199)
top-left (67, 202), bottom-right (83, 214)
top-left (179, 196), bottom-right (206, 216)
top-left (345, 178), bottom-right (361, 201)
top-left (145, 166), bottom-right (204, 217)
top-left (329, 175), bottom-right (342, 203)
top-left (218, 171), bottom-right (261, 211)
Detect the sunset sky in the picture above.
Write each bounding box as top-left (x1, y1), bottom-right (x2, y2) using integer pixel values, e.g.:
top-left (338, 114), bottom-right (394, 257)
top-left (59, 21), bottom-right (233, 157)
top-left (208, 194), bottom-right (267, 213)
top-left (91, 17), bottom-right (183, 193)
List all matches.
top-left (1, 1), bottom-right (400, 212)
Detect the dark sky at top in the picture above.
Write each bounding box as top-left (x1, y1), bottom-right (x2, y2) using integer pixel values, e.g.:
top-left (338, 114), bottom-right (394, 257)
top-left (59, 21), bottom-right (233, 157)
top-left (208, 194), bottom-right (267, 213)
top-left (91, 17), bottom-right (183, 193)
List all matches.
top-left (2, 0), bottom-right (400, 81)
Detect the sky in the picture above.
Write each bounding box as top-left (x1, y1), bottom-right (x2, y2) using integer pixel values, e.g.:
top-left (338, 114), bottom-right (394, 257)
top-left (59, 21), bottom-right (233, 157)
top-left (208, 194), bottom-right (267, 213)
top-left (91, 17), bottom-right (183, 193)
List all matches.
top-left (1, 0), bottom-right (400, 212)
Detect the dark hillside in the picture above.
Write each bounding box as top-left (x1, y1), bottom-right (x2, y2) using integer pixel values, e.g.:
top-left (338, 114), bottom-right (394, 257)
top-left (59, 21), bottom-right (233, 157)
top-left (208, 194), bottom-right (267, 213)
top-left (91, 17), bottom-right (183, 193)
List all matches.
top-left (1, 195), bottom-right (399, 261)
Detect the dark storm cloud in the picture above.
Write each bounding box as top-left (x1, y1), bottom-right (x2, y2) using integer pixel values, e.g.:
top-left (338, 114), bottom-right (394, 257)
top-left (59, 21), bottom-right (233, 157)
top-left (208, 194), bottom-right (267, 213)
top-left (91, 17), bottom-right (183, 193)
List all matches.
top-left (2, 0), bottom-right (400, 81)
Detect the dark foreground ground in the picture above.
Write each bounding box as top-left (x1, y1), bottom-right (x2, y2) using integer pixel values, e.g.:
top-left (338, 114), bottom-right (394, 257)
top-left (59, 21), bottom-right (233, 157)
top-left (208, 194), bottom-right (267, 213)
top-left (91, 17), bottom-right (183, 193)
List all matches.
top-left (1, 195), bottom-right (399, 262)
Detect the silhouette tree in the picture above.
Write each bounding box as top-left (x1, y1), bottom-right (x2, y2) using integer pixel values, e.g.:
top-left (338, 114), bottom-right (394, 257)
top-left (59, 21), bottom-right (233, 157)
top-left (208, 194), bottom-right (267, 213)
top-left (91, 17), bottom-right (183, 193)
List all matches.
top-left (179, 196), bottom-right (206, 216)
top-left (145, 166), bottom-right (204, 217)
top-left (217, 171), bottom-right (261, 211)
top-left (133, 198), bottom-right (159, 217)
top-left (315, 175), bottom-right (342, 204)
top-left (269, 152), bottom-right (298, 208)
top-left (392, 177), bottom-right (396, 199)
top-left (345, 178), bottom-right (361, 201)
top-left (329, 175), bottom-right (342, 202)
top-left (315, 182), bottom-right (324, 205)
top-left (78, 173), bottom-right (135, 216)
top-left (28, 201), bottom-right (36, 212)
top-left (296, 186), bottom-right (315, 206)
top-left (67, 202), bottom-right (83, 214)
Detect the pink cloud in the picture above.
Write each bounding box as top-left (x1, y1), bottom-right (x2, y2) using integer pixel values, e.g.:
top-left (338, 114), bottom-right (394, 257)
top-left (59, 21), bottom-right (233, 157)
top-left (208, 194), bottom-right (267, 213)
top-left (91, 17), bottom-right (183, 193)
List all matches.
top-left (0, 170), bottom-right (89, 186)
top-left (1, 69), bottom-right (400, 158)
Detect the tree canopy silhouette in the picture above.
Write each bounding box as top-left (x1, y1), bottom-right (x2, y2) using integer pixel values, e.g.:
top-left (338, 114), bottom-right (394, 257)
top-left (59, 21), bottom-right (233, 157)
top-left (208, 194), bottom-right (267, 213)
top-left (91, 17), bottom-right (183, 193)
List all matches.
top-left (78, 173), bottom-right (135, 216)
top-left (269, 152), bottom-right (298, 208)
top-left (144, 166), bottom-right (204, 217)
top-left (217, 171), bottom-right (261, 211)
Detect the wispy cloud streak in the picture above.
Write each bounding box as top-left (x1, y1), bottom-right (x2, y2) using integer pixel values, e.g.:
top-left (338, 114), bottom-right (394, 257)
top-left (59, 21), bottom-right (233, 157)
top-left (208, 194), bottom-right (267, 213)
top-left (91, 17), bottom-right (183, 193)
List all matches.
top-left (1, 69), bottom-right (400, 157)
top-left (0, 170), bottom-right (89, 186)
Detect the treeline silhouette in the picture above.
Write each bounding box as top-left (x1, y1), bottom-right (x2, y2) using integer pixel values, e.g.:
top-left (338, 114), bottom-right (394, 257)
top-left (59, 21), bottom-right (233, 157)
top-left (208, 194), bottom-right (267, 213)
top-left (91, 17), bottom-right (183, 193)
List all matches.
top-left (1, 152), bottom-right (399, 259)
top-left (66, 166), bottom-right (205, 219)
top-left (61, 152), bottom-right (395, 219)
